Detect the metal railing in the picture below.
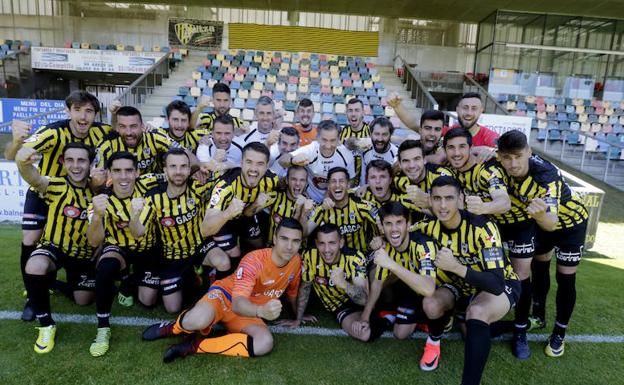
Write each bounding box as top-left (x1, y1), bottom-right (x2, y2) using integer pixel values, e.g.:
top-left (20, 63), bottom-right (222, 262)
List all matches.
top-left (463, 75), bottom-right (510, 115)
top-left (394, 55), bottom-right (439, 111)
top-left (116, 53), bottom-right (171, 106)
top-left (535, 125), bottom-right (624, 190)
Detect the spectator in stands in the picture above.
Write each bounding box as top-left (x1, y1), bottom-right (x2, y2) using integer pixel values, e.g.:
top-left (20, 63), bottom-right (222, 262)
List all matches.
top-left (293, 98), bottom-right (317, 146)
top-left (192, 83), bottom-right (246, 134)
top-left (269, 127), bottom-right (300, 177)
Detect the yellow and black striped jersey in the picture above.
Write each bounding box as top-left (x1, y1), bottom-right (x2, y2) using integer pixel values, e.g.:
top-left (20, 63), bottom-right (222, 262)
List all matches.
top-left (40, 177), bottom-right (94, 259)
top-left (153, 127), bottom-right (209, 153)
top-left (208, 168), bottom-right (280, 216)
top-left (340, 123), bottom-right (370, 183)
top-left (361, 189), bottom-right (425, 224)
top-left (451, 159), bottom-right (521, 225)
top-left (91, 173), bottom-right (165, 251)
top-left (266, 190), bottom-right (301, 244)
top-left (415, 210), bottom-right (518, 296)
top-left (504, 155), bottom-right (588, 230)
top-left (308, 195), bottom-right (378, 252)
top-left (95, 131), bottom-right (175, 174)
top-left (302, 246), bottom-right (367, 312)
top-left (394, 163), bottom-right (452, 194)
top-left (22, 119), bottom-right (112, 177)
top-left (374, 231), bottom-right (437, 282)
top-left (197, 112), bottom-right (246, 134)
top-left (139, 179), bottom-right (213, 260)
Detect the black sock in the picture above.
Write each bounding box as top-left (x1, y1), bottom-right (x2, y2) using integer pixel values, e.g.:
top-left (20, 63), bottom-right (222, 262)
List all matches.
top-left (462, 319), bottom-right (491, 385)
top-left (531, 259), bottom-right (551, 320)
top-left (554, 271), bottom-right (576, 338)
top-left (20, 244), bottom-right (36, 293)
top-left (24, 273), bottom-right (54, 326)
top-left (95, 258), bottom-right (121, 328)
top-left (489, 320), bottom-right (514, 337)
top-left (514, 278), bottom-right (532, 332)
top-left (215, 268), bottom-right (230, 280)
top-left (118, 271), bottom-right (135, 297)
top-left (428, 314), bottom-right (449, 341)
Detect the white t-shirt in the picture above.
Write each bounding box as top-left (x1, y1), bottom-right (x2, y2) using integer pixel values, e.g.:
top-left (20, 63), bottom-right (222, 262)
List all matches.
top-left (360, 143), bottom-right (398, 185)
top-left (196, 138), bottom-right (243, 165)
top-left (233, 126), bottom-right (271, 148)
top-left (290, 141), bottom-right (355, 203)
top-left (269, 143), bottom-right (288, 177)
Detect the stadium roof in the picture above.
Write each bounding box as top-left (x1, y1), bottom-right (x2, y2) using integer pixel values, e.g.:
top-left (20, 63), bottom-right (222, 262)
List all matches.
top-left (99, 0), bottom-right (624, 22)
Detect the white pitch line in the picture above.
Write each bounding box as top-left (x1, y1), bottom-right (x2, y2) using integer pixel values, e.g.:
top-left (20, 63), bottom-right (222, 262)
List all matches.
top-left (1, 310), bottom-right (623, 343)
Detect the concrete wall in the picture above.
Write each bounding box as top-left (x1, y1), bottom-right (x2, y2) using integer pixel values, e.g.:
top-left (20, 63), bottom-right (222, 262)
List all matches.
top-left (396, 44), bottom-right (474, 73)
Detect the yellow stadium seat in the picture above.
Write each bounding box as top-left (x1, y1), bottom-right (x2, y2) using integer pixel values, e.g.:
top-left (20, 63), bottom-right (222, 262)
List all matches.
top-left (254, 55), bottom-right (263, 63)
top-left (282, 52), bottom-right (291, 59)
top-left (230, 108), bottom-right (241, 118)
top-left (580, 122), bottom-right (591, 132)
top-left (216, 53), bottom-right (225, 61)
top-left (578, 113), bottom-right (588, 123)
top-left (372, 74), bottom-right (381, 82)
top-left (310, 71), bottom-right (320, 79)
top-left (338, 60), bottom-right (347, 67)
top-left (575, 105), bottom-right (585, 114)
top-left (238, 89), bottom-right (249, 99)
top-left (267, 74), bottom-right (277, 83)
top-left (545, 104), bottom-right (555, 113)
top-left (299, 77), bottom-right (309, 85)
top-left (152, 46), bottom-right (161, 52)
top-left (280, 62), bottom-right (289, 71)
top-left (328, 54), bottom-right (338, 61)
top-left (190, 87), bottom-right (201, 97)
top-left (590, 123), bottom-right (601, 133)
top-left (227, 67), bottom-right (237, 74)
top-left (117, 44), bottom-right (125, 51)
top-left (81, 42), bottom-right (90, 49)
top-left (179, 48), bottom-right (188, 55)
top-left (298, 84), bottom-right (309, 93)
top-left (330, 65), bottom-right (339, 74)
top-left (234, 73), bottom-right (245, 82)
top-left (537, 120), bottom-right (547, 129)
top-left (135, 45), bottom-right (143, 52)
top-left (572, 98), bottom-right (584, 106)
top-left (192, 71), bottom-right (201, 80)
top-left (364, 80), bottom-right (374, 89)
top-left (335, 103), bottom-right (346, 114)
top-left (250, 89), bottom-right (261, 99)
top-left (286, 92), bottom-right (297, 101)
top-left (321, 78), bottom-right (331, 87)
top-left (300, 64), bottom-right (309, 71)
top-left (602, 101), bottom-right (611, 109)
top-left (598, 115), bottom-right (608, 124)
top-left (332, 87), bottom-right (343, 95)
top-left (261, 62), bottom-right (270, 69)
top-left (605, 107), bottom-right (614, 116)
top-left (301, 52), bottom-right (311, 59)
top-left (253, 81), bottom-right (264, 91)
top-left (276, 82), bottom-right (286, 92)
top-left (278, 69), bottom-right (288, 77)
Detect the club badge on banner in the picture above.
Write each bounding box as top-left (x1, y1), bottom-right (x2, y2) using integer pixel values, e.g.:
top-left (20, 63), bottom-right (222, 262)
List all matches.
top-left (0, 162), bottom-right (29, 223)
top-left (168, 18), bottom-right (224, 50)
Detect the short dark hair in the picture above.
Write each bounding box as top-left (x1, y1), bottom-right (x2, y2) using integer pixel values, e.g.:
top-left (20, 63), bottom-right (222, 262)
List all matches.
top-left (430, 175), bottom-right (461, 194)
top-left (213, 82), bottom-right (231, 95)
top-left (347, 98), bottom-right (364, 108)
top-left (105, 151), bottom-right (137, 170)
top-left (213, 113), bottom-right (235, 129)
top-left (398, 139), bottom-right (424, 161)
top-left (379, 201), bottom-right (409, 221)
top-left (316, 223), bottom-right (341, 238)
top-left (163, 147), bottom-right (189, 165)
top-left (65, 91), bottom-right (100, 113)
top-left (116, 106), bottom-right (143, 123)
top-left (280, 126), bottom-right (299, 140)
top-left (298, 98), bottom-right (313, 108)
top-left (286, 164), bottom-right (308, 179)
top-left (497, 130), bottom-right (528, 153)
top-left (256, 95), bottom-right (274, 110)
top-left (242, 142), bottom-right (270, 162)
top-left (370, 116), bottom-right (394, 135)
top-left (459, 92), bottom-right (482, 102)
top-left (366, 159), bottom-right (393, 180)
top-left (327, 166), bottom-right (349, 181)
top-left (166, 100), bottom-right (191, 121)
top-left (63, 141), bottom-right (95, 163)
top-left (443, 128), bottom-right (472, 148)
top-left (318, 120), bottom-right (339, 135)
top-left (276, 217), bottom-right (303, 234)
top-left (420, 110), bottom-right (445, 126)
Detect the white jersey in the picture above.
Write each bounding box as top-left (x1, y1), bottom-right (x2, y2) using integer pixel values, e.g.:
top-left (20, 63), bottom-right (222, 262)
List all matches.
top-left (360, 143), bottom-right (398, 185)
top-left (233, 126), bottom-right (270, 148)
top-left (269, 143), bottom-right (288, 177)
top-left (196, 139), bottom-right (243, 165)
top-left (290, 141), bottom-right (355, 203)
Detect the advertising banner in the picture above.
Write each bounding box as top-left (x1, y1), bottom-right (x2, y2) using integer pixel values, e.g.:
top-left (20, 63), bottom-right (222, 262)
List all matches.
top-left (168, 18), bottom-right (224, 50)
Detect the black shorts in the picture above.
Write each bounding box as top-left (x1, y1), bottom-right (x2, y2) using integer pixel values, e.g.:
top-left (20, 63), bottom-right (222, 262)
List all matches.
top-left (334, 300), bottom-right (364, 325)
top-left (160, 258), bottom-right (194, 296)
top-left (22, 188), bottom-right (48, 230)
top-left (100, 244), bottom-right (161, 289)
top-left (498, 220), bottom-right (536, 259)
top-left (535, 221), bottom-right (587, 267)
top-left (191, 238), bottom-right (219, 267)
top-left (393, 281), bottom-right (427, 325)
top-left (31, 245), bottom-right (95, 291)
top-left (441, 279), bottom-right (520, 313)
top-left (214, 215), bottom-right (262, 251)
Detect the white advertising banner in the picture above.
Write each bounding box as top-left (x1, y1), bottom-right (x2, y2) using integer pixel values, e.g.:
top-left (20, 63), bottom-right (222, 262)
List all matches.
top-left (0, 161), bottom-right (28, 223)
top-left (449, 112), bottom-right (533, 139)
top-left (31, 47), bottom-right (166, 74)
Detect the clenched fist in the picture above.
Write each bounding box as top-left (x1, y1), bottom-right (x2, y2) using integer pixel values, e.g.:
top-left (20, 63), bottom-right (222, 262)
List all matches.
top-left (257, 299), bottom-right (282, 320)
top-left (92, 194), bottom-right (110, 217)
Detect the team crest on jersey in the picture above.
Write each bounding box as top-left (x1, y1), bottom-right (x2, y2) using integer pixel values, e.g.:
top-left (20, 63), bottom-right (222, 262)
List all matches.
top-left (160, 217), bottom-right (175, 227)
top-left (461, 243), bottom-right (469, 254)
top-left (143, 147), bottom-right (151, 155)
top-left (63, 205), bottom-right (82, 218)
top-left (486, 234), bottom-right (497, 243)
top-left (349, 211), bottom-right (356, 221)
top-left (116, 221), bottom-right (129, 229)
top-left (209, 187), bottom-right (223, 206)
top-left (188, 197), bottom-right (196, 207)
